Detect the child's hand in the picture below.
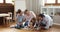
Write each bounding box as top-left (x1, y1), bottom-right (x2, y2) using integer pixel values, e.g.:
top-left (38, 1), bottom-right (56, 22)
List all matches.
top-left (23, 18), bottom-right (26, 22)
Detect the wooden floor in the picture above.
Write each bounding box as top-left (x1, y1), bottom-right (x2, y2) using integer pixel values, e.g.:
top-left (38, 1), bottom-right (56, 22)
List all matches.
top-left (0, 23), bottom-right (60, 32)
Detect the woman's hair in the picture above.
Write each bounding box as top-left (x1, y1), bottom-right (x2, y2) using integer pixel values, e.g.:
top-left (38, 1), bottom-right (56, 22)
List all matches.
top-left (38, 14), bottom-right (45, 18)
top-left (24, 9), bottom-right (28, 14)
top-left (17, 9), bottom-right (21, 14)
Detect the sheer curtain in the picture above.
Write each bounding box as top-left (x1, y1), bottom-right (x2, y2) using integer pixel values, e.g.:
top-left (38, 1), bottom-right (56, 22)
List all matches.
top-left (39, 0), bottom-right (46, 6)
top-left (25, 0), bottom-right (33, 11)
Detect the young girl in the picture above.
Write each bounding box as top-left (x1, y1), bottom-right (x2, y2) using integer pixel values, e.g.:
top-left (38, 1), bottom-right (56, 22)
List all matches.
top-left (35, 16), bottom-right (41, 30)
top-left (28, 18), bottom-right (36, 30)
top-left (15, 9), bottom-right (24, 29)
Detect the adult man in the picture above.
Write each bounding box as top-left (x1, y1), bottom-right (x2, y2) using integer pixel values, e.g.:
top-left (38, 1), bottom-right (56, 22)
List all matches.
top-left (38, 14), bottom-right (53, 29)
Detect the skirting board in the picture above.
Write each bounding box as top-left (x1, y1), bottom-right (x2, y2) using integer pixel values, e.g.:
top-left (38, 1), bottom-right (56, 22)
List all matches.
top-left (53, 23), bottom-right (60, 26)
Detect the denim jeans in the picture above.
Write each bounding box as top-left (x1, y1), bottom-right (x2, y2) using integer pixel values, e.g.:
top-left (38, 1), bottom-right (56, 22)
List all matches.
top-left (15, 24), bottom-right (24, 29)
top-left (24, 21), bottom-right (29, 26)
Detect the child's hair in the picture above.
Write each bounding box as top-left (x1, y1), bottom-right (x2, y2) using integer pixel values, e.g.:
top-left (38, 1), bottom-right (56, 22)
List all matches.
top-left (30, 18), bottom-right (36, 27)
top-left (17, 9), bottom-right (21, 14)
top-left (31, 18), bottom-right (36, 22)
top-left (38, 14), bottom-right (45, 18)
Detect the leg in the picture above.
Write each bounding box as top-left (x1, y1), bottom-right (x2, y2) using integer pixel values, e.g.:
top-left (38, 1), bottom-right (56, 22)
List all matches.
top-left (44, 21), bottom-right (50, 30)
top-left (24, 21), bottom-right (29, 26)
top-left (15, 24), bottom-right (21, 29)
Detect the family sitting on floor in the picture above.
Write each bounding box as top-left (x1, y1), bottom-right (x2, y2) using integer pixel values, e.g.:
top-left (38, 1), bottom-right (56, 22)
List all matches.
top-left (15, 9), bottom-right (53, 30)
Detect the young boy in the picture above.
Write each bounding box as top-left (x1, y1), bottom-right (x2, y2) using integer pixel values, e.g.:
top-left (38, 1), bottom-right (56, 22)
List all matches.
top-left (15, 9), bottom-right (24, 29)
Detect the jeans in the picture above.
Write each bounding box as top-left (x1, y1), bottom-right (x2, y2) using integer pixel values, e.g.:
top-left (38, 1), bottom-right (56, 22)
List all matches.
top-left (24, 21), bottom-right (29, 26)
top-left (15, 24), bottom-right (24, 29)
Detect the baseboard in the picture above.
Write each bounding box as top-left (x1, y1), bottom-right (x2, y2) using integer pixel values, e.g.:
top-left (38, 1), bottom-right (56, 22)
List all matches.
top-left (53, 23), bottom-right (60, 26)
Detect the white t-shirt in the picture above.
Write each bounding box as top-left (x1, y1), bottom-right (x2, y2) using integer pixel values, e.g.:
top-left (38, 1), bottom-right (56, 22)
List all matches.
top-left (43, 14), bottom-right (53, 29)
top-left (24, 11), bottom-right (36, 22)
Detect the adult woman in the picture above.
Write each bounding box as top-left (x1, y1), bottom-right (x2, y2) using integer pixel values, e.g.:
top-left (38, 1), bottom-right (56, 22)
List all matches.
top-left (24, 9), bottom-right (36, 27)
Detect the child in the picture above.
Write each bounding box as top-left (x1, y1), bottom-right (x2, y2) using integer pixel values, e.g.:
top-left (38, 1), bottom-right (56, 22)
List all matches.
top-left (35, 17), bottom-right (41, 30)
top-left (28, 18), bottom-right (36, 30)
top-left (35, 14), bottom-right (46, 30)
top-left (15, 9), bottom-right (24, 29)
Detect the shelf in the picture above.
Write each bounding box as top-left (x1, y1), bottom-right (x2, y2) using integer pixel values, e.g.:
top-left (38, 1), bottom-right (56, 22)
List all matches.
top-left (41, 6), bottom-right (60, 16)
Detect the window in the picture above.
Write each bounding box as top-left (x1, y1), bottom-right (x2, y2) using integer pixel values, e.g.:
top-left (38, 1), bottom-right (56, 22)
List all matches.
top-left (0, 0), bottom-right (13, 3)
top-left (58, 0), bottom-right (60, 3)
top-left (46, 0), bottom-right (55, 3)
top-left (6, 0), bottom-right (12, 3)
top-left (45, 0), bottom-right (60, 6)
top-left (0, 0), bottom-right (3, 3)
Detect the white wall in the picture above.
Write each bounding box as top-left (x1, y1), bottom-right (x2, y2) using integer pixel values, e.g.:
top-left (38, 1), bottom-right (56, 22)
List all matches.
top-left (53, 16), bottom-right (60, 25)
top-left (15, 0), bottom-right (26, 12)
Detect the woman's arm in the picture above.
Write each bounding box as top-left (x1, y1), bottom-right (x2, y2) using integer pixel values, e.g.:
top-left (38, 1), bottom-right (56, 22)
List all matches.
top-left (30, 11), bottom-right (36, 18)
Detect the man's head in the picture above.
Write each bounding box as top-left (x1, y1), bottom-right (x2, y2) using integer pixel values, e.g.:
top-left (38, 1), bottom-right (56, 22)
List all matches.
top-left (38, 14), bottom-right (45, 20)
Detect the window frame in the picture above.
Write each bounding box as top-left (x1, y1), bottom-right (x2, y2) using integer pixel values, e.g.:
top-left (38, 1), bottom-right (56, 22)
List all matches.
top-left (45, 0), bottom-right (60, 6)
top-left (0, 0), bottom-right (13, 4)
